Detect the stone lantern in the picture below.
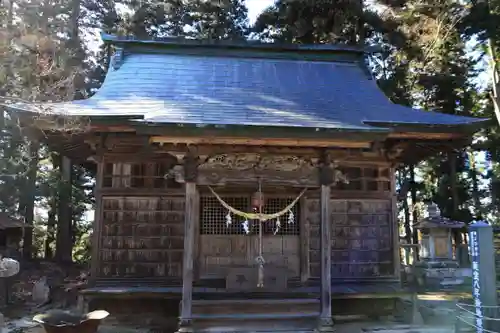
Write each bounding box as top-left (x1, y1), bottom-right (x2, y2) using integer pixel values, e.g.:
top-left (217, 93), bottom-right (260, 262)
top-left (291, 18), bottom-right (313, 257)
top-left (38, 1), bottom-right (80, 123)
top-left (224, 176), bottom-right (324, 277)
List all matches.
top-left (413, 203), bottom-right (466, 289)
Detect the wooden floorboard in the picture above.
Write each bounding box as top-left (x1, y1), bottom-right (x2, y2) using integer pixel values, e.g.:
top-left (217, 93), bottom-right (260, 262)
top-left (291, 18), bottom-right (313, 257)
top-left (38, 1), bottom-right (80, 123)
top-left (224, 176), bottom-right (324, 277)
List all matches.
top-left (82, 281), bottom-right (410, 299)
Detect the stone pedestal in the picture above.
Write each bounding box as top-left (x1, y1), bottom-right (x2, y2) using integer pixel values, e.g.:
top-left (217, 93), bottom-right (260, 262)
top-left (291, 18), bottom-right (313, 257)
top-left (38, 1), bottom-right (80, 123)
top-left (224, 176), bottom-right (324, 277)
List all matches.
top-left (413, 260), bottom-right (462, 290)
top-left (316, 317), bottom-right (335, 332)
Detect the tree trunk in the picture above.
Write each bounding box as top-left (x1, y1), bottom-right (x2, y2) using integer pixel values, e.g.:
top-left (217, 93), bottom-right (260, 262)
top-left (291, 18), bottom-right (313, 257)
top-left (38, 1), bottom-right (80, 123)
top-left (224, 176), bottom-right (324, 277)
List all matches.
top-left (0, 0), bottom-right (14, 134)
top-left (469, 150), bottom-right (483, 219)
top-left (449, 152), bottom-right (463, 244)
top-left (22, 141), bottom-right (39, 259)
top-left (479, 0), bottom-right (500, 125)
top-left (45, 203), bottom-right (56, 259)
top-left (409, 166), bottom-right (419, 245)
top-left (56, 156), bottom-right (72, 264)
top-left (399, 170), bottom-right (412, 244)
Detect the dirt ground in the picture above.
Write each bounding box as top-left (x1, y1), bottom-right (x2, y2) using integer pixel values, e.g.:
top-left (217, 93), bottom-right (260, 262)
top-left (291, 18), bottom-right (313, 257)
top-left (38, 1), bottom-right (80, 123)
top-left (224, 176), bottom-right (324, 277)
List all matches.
top-left (2, 261), bottom-right (88, 333)
top-left (16, 295), bottom-right (461, 333)
top-left (0, 262), bottom-right (469, 333)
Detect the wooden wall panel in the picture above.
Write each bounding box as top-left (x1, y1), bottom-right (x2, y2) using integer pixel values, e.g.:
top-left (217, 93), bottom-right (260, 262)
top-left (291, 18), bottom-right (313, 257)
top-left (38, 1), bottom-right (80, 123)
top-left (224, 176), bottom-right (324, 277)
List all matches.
top-left (98, 196), bottom-right (185, 278)
top-left (308, 198), bottom-right (394, 279)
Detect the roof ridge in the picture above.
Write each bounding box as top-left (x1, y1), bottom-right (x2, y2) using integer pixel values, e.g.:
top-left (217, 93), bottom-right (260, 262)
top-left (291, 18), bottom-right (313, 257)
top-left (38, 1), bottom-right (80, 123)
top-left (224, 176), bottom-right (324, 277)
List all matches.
top-left (101, 33), bottom-right (382, 54)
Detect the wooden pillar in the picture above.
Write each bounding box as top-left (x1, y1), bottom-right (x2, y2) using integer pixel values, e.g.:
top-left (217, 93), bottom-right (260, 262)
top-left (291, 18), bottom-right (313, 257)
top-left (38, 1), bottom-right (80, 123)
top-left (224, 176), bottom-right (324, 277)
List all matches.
top-left (300, 195), bottom-right (310, 283)
top-left (318, 153), bottom-right (334, 331)
top-left (56, 155), bottom-right (72, 264)
top-left (391, 167), bottom-right (401, 279)
top-left (179, 152), bottom-right (198, 332)
top-left (90, 159), bottom-right (104, 285)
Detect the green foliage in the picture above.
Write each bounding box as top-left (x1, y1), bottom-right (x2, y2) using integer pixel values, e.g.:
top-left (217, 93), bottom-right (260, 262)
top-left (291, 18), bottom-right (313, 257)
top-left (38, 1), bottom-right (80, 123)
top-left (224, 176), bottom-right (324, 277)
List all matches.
top-left (253, 0), bottom-right (363, 44)
top-left (3, 0), bottom-right (500, 264)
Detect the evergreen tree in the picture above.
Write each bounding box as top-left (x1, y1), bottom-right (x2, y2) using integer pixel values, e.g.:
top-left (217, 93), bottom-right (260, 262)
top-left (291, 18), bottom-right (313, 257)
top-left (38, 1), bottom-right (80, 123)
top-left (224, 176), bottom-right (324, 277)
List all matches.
top-left (369, 0), bottom-right (482, 237)
top-left (253, 0), bottom-right (363, 44)
top-left (186, 0), bottom-right (249, 40)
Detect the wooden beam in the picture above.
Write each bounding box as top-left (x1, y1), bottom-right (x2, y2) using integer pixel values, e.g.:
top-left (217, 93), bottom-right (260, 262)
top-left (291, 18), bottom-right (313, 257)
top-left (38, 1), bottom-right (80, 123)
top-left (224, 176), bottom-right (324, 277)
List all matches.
top-left (388, 132), bottom-right (464, 140)
top-left (150, 136), bottom-right (372, 149)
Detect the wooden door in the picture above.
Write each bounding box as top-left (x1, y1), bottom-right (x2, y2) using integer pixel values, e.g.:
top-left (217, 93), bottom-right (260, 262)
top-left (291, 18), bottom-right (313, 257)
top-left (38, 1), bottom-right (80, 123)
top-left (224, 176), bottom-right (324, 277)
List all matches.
top-left (197, 195), bottom-right (301, 281)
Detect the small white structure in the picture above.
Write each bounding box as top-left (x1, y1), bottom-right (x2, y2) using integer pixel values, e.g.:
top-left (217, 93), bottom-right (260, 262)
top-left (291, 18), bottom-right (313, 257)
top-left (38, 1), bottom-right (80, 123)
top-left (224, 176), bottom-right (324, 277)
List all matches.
top-left (0, 256), bottom-right (19, 333)
top-left (32, 276), bottom-right (50, 305)
top-left (0, 258), bottom-right (19, 279)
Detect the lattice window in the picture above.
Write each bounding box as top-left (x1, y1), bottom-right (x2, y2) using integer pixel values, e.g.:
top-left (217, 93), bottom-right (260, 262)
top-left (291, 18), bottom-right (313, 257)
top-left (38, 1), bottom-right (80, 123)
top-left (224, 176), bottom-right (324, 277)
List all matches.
top-left (262, 198), bottom-right (300, 236)
top-left (200, 196), bottom-right (249, 235)
top-left (102, 161), bottom-right (180, 189)
top-left (334, 166), bottom-right (391, 192)
top-left (200, 195), bottom-right (301, 236)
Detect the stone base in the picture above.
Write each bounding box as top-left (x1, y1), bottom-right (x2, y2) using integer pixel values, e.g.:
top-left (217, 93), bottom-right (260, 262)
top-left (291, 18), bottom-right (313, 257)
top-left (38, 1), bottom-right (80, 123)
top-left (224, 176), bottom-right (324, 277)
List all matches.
top-left (176, 324), bottom-right (194, 333)
top-left (413, 260), bottom-right (464, 290)
top-left (316, 317), bottom-right (335, 332)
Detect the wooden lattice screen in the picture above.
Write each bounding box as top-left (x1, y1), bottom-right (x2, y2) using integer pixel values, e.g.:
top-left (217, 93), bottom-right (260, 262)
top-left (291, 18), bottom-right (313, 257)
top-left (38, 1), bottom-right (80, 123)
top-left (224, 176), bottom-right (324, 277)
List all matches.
top-left (200, 196), bottom-right (300, 236)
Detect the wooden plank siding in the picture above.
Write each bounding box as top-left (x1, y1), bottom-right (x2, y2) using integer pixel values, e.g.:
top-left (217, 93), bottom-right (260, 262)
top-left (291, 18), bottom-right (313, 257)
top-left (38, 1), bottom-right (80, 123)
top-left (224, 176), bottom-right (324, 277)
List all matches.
top-left (92, 151), bottom-right (398, 287)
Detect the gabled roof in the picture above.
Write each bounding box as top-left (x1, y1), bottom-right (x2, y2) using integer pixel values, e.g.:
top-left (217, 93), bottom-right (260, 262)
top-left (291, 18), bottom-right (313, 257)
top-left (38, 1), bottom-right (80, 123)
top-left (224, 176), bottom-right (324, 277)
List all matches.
top-left (0, 214), bottom-right (29, 230)
top-left (19, 34), bottom-right (490, 133)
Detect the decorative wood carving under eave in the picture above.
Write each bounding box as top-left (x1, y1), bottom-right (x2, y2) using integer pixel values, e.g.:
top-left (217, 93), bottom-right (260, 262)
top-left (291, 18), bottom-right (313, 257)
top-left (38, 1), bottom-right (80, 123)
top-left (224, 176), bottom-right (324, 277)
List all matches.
top-left (382, 141), bottom-right (407, 163)
top-left (198, 153), bottom-right (317, 172)
top-left (167, 153), bottom-right (348, 187)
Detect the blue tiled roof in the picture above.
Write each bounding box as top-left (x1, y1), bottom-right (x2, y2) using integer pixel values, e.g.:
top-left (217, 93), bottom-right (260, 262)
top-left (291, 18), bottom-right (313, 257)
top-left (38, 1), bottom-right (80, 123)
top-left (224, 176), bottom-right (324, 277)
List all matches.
top-left (47, 49), bottom-right (487, 131)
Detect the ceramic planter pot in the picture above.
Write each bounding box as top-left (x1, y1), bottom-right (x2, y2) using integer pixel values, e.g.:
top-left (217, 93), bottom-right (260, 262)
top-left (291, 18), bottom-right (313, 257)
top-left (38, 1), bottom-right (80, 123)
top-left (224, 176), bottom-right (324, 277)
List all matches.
top-left (33, 309), bottom-right (109, 333)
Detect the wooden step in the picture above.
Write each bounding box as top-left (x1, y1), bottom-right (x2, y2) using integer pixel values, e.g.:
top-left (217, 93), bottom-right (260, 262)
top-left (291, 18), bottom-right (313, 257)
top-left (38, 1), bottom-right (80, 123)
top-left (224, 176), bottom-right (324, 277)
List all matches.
top-left (191, 298), bottom-right (320, 333)
top-left (192, 298), bottom-right (319, 316)
top-left (192, 317), bottom-right (317, 333)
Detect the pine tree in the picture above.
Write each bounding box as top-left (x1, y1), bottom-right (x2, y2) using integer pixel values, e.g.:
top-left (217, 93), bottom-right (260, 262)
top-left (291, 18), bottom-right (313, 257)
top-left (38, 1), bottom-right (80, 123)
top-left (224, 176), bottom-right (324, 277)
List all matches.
top-left (185, 0), bottom-right (249, 40)
top-left (370, 0), bottom-right (480, 237)
top-left (253, 0), bottom-right (363, 44)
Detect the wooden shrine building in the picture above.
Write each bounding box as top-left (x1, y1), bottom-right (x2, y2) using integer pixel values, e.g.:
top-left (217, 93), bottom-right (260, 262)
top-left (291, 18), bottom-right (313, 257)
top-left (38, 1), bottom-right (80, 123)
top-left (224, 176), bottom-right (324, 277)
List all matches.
top-left (15, 34), bottom-right (489, 332)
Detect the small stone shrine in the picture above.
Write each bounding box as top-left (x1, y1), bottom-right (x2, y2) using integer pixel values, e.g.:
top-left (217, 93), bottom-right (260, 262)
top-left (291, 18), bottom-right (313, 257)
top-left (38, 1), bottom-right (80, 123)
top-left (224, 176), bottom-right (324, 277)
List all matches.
top-left (413, 203), bottom-right (465, 289)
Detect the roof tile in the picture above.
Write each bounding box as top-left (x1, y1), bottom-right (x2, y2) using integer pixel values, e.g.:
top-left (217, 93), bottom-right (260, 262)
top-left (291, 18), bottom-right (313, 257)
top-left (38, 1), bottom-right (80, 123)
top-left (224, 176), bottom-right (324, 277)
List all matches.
top-left (49, 52), bottom-right (486, 130)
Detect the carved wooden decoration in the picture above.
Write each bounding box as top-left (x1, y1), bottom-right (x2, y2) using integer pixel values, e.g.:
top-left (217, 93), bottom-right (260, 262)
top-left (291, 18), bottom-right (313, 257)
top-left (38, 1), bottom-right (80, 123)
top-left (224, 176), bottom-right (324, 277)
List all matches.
top-left (170, 153), bottom-right (327, 186)
top-left (99, 196), bottom-right (185, 279)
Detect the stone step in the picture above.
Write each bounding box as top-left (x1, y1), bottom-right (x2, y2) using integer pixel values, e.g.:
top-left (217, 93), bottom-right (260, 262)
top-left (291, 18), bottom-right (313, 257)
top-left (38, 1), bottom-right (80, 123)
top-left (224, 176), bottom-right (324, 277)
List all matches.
top-left (362, 325), bottom-right (453, 333)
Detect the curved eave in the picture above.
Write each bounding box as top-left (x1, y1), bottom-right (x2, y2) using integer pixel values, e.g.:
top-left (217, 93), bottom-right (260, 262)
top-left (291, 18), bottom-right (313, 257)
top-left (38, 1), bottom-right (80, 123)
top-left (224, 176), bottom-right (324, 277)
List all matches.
top-left (130, 120), bottom-right (392, 142)
top-left (364, 118), bottom-right (492, 134)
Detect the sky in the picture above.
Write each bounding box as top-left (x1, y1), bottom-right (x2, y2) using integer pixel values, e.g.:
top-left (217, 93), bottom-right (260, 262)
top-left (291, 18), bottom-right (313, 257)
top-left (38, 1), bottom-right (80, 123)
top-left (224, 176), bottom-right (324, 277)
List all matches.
top-left (247, 0), bottom-right (274, 24)
top-left (77, 0), bottom-right (275, 222)
top-left (87, 0), bottom-right (274, 51)
top-left (76, 0), bottom-right (491, 223)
